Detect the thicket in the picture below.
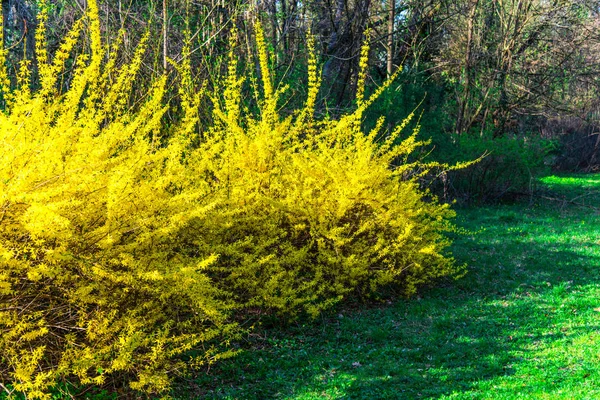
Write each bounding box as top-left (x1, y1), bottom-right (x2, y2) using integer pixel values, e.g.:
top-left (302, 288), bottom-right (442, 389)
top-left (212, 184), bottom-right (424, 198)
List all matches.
top-left (0, 1), bottom-right (465, 398)
top-left (364, 76), bottom-right (556, 203)
top-left (433, 133), bottom-right (555, 202)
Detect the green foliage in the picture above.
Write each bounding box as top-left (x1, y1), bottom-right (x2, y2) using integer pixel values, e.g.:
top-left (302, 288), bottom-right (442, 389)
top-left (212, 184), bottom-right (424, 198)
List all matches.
top-left (427, 131), bottom-right (556, 202)
top-left (362, 69), bottom-right (557, 203)
top-left (0, 6), bottom-right (464, 399)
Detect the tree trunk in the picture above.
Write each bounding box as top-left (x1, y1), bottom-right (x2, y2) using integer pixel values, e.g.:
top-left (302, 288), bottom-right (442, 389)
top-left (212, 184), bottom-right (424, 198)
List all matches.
top-left (455, 0), bottom-right (479, 135)
top-left (163, 0), bottom-right (168, 72)
top-left (387, 0), bottom-right (395, 77)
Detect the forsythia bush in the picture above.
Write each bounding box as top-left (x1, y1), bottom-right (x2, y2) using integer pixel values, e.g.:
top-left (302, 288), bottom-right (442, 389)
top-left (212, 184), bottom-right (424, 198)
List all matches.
top-left (0, 2), bottom-right (235, 398)
top-left (0, 2), bottom-right (465, 398)
top-left (195, 28), bottom-right (466, 317)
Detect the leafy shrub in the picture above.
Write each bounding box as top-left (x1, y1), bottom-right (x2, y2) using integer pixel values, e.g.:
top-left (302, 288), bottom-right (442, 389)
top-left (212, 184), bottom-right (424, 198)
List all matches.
top-left (0, 3), bottom-right (464, 398)
top-left (427, 131), bottom-right (555, 202)
top-left (545, 117), bottom-right (600, 172)
top-left (360, 69), bottom-right (555, 203)
top-left (0, 3), bottom-right (235, 398)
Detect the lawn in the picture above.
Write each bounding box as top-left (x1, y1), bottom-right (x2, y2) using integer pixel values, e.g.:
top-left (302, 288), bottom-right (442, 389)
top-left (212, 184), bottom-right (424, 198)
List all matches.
top-left (175, 174), bottom-right (600, 399)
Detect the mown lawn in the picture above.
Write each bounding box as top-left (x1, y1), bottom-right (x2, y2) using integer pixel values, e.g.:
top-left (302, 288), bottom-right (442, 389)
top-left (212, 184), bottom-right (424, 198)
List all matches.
top-left (175, 174), bottom-right (600, 399)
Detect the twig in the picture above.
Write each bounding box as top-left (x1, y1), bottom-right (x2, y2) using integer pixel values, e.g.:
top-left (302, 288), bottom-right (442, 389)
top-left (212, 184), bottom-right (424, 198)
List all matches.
top-left (0, 383), bottom-right (14, 397)
top-left (528, 192), bottom-right (600, 212)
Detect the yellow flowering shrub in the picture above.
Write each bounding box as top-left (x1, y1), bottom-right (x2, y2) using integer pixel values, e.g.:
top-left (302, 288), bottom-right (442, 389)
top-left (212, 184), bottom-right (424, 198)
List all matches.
top-left (0, 4), bottom-right (466, 398)
top-left (0, 1), bottom-right (234, 398)
top-left (186, 26), bottom-right (467, 318)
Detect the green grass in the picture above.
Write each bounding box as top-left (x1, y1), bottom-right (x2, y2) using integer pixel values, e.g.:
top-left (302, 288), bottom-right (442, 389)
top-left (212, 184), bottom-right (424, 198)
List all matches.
top-left (174, 174), bottom-right (600, 399)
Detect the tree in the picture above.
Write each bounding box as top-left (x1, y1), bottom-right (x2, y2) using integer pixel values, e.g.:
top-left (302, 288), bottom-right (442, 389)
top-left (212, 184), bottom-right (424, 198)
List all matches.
top-left (430, 0), bottom-right (600, 136)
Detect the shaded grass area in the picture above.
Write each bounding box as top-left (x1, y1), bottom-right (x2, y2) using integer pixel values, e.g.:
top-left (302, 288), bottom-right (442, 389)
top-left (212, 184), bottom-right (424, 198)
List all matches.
top-left (176, 174), bottom-right (600, 399)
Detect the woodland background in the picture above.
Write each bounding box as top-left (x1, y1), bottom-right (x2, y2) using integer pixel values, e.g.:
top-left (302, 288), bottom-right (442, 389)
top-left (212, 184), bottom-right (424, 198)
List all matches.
top-left (3, 0), bottom-right (600, 198)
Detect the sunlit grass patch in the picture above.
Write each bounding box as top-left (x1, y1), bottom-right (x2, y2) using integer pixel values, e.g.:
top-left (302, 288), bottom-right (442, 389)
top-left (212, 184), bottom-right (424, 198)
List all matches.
top-left (540, 174), bottom-right (600, 189)
top-left (539, 174), bottom-right (600, 200)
